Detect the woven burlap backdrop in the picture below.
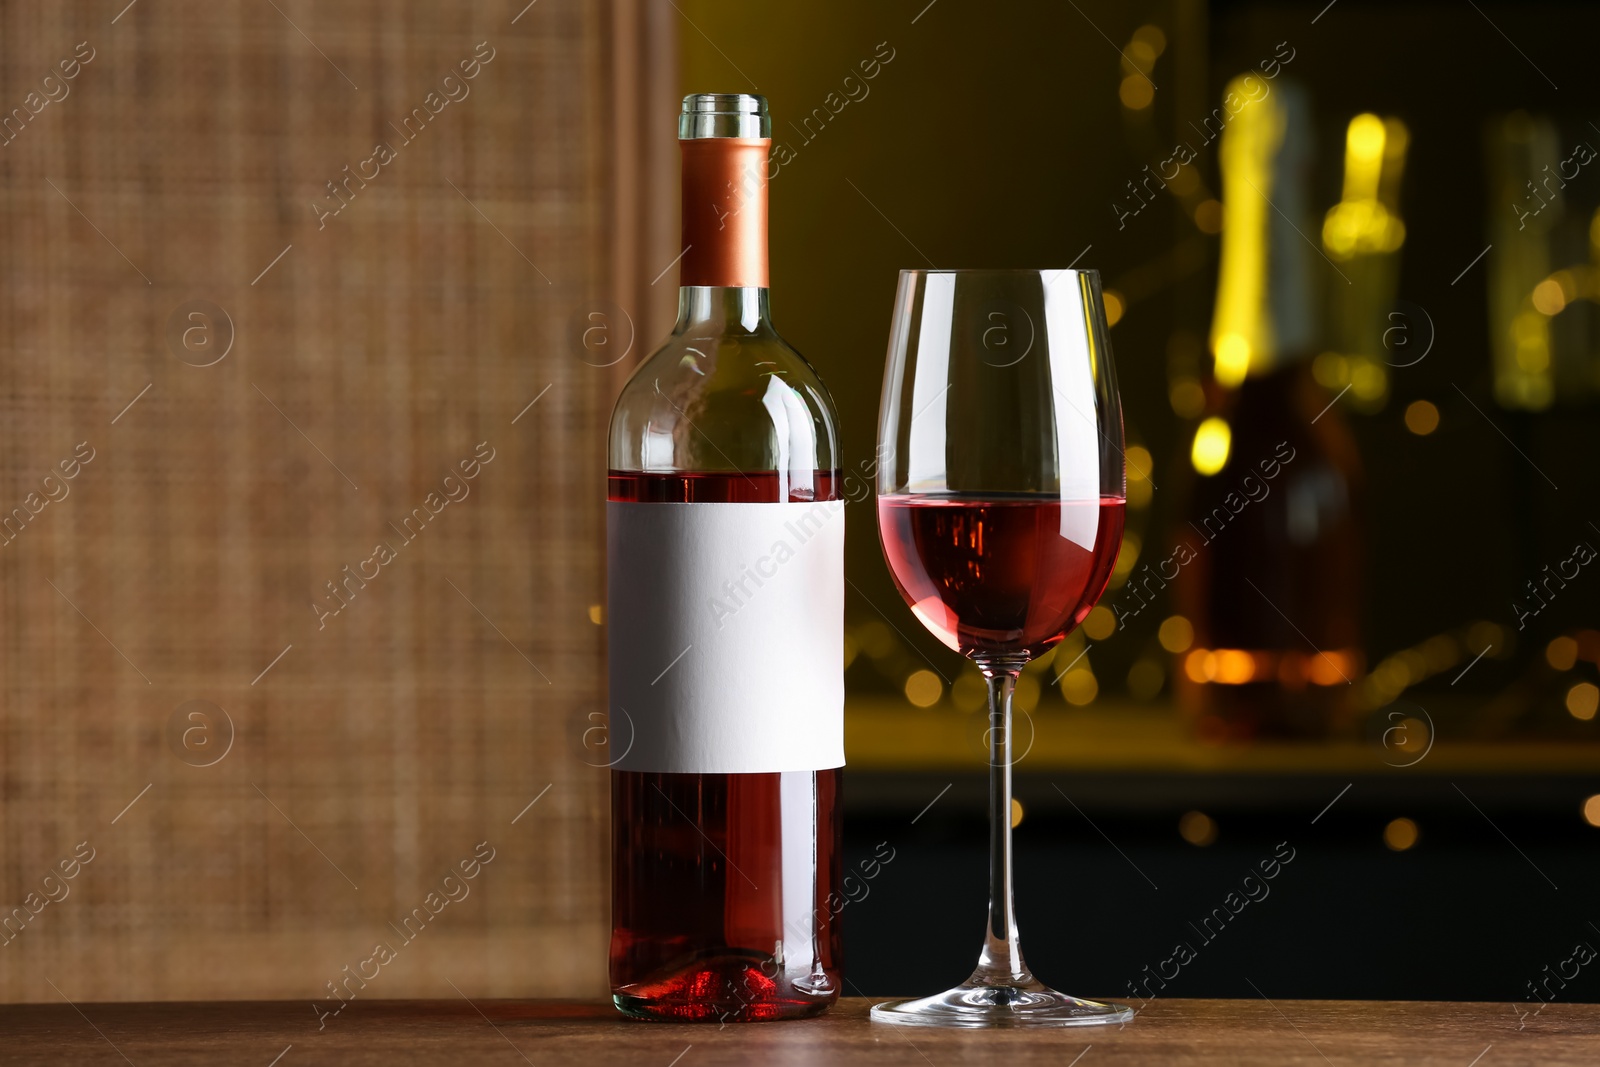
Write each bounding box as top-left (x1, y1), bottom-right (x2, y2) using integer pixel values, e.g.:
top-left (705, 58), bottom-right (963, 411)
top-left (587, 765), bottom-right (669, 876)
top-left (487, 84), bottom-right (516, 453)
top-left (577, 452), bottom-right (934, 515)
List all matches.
top-left (0, 0), bottom-right (676, 1001)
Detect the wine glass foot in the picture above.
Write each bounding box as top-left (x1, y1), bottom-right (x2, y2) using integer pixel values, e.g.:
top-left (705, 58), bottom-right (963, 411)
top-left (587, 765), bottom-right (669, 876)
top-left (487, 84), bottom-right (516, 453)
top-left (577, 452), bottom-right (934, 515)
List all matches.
top-left (870, 978), bottom-right (1133, 1028)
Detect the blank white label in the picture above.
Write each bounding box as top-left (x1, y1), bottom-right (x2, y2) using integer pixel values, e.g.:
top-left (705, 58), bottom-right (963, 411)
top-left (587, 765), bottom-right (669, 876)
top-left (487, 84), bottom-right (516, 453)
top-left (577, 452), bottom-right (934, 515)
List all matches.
top-left (607, 499), bottom-right (845, 774)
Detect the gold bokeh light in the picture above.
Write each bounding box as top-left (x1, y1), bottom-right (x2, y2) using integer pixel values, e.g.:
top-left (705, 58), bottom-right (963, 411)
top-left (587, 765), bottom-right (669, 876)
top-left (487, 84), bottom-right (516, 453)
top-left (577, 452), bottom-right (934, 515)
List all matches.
top-left (1191, 417), bottom-right (1232, 475)
top-left (1384, 818), bottom-right (1419, 851)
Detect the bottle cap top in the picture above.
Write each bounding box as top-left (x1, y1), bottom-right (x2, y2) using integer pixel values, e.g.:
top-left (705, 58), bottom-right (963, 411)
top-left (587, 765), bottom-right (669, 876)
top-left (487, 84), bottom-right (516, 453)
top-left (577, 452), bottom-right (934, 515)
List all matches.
top-left (680, 93), bottom-right (770, 139)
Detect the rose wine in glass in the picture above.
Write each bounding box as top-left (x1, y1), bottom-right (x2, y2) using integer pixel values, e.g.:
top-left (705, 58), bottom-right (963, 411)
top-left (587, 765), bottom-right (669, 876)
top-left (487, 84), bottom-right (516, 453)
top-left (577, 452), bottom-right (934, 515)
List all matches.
top-left (606, 95), bottom-right (844, 1022)
top-left (877, 496), bottom-right (1125, 658)
top-left (871, 268), bottom-right (1132, 1027)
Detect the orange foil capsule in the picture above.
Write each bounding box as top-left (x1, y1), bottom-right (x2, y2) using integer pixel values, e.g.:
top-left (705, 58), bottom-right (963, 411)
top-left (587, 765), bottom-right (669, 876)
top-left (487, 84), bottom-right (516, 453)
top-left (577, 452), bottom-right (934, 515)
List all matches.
top-left (679, 137), bottom-right (770, 288)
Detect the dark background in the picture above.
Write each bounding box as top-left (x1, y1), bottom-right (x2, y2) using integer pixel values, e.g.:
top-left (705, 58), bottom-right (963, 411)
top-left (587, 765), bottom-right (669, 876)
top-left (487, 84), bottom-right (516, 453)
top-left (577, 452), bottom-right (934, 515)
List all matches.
top-left (842, 774), bottom-right (1596, 1003)
top-left (681, 0), bottom-right (1600, 1003)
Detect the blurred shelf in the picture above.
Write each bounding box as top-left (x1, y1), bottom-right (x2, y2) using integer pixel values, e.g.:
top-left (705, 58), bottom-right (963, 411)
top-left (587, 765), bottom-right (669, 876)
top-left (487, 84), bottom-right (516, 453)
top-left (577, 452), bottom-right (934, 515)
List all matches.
top-left (844, 697), bottom-right (1600, 775)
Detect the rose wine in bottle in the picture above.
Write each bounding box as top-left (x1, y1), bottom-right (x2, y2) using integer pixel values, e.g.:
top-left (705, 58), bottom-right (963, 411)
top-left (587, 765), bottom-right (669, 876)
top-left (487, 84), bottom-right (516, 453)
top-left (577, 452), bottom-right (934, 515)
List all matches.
top-left (1173, 79), bottom-right (1365, 740)
top-left (606, 94), bottom-right (844, 1022)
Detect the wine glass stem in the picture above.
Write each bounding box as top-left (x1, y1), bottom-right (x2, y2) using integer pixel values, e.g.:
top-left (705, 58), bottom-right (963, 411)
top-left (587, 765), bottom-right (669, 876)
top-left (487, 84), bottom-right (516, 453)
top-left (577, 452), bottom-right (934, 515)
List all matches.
top-left (976, 662), bottom-right (1031, 985)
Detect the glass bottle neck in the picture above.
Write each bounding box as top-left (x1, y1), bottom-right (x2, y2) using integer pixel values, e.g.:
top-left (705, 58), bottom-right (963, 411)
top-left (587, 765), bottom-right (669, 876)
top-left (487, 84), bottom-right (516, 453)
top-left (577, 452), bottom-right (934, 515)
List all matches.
top-left (673, 286), bottom-right (771, 334)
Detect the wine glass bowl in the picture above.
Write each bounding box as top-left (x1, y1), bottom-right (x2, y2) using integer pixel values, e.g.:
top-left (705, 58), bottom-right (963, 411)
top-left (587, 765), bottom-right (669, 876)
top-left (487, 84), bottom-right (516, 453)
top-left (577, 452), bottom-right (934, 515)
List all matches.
top-left (871, 269), bottom-right (1130, 1027)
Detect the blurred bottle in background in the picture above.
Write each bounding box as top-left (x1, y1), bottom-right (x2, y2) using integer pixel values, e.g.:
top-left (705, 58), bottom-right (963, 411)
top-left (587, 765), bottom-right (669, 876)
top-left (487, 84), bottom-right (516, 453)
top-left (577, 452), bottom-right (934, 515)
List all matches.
top-left (1172, 77), bottom-right (1365, 740)
top-left (1485, 111), bottom-right (1600, 411)
top-left (1316, 112), bottom-right (1410, 411)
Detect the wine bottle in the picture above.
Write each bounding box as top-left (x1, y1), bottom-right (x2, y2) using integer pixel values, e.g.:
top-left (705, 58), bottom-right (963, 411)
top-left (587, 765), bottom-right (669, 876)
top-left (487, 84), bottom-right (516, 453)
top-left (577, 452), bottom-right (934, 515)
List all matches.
top-left (1172, 78), bottom-right (1365, 739)
top-left (606, 94), bottom-right (844, 1022)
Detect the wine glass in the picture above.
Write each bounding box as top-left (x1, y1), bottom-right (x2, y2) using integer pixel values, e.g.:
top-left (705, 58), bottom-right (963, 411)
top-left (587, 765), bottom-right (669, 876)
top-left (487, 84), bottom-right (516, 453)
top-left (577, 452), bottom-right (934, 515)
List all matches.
top-left (870, 269), bottom-right (1131, 1028)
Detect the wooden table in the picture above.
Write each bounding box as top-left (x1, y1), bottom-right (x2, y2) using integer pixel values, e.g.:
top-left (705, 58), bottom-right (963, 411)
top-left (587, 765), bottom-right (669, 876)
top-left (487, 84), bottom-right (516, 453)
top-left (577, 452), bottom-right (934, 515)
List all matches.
top-left (4, 997), bottom-right (1595, 1065)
